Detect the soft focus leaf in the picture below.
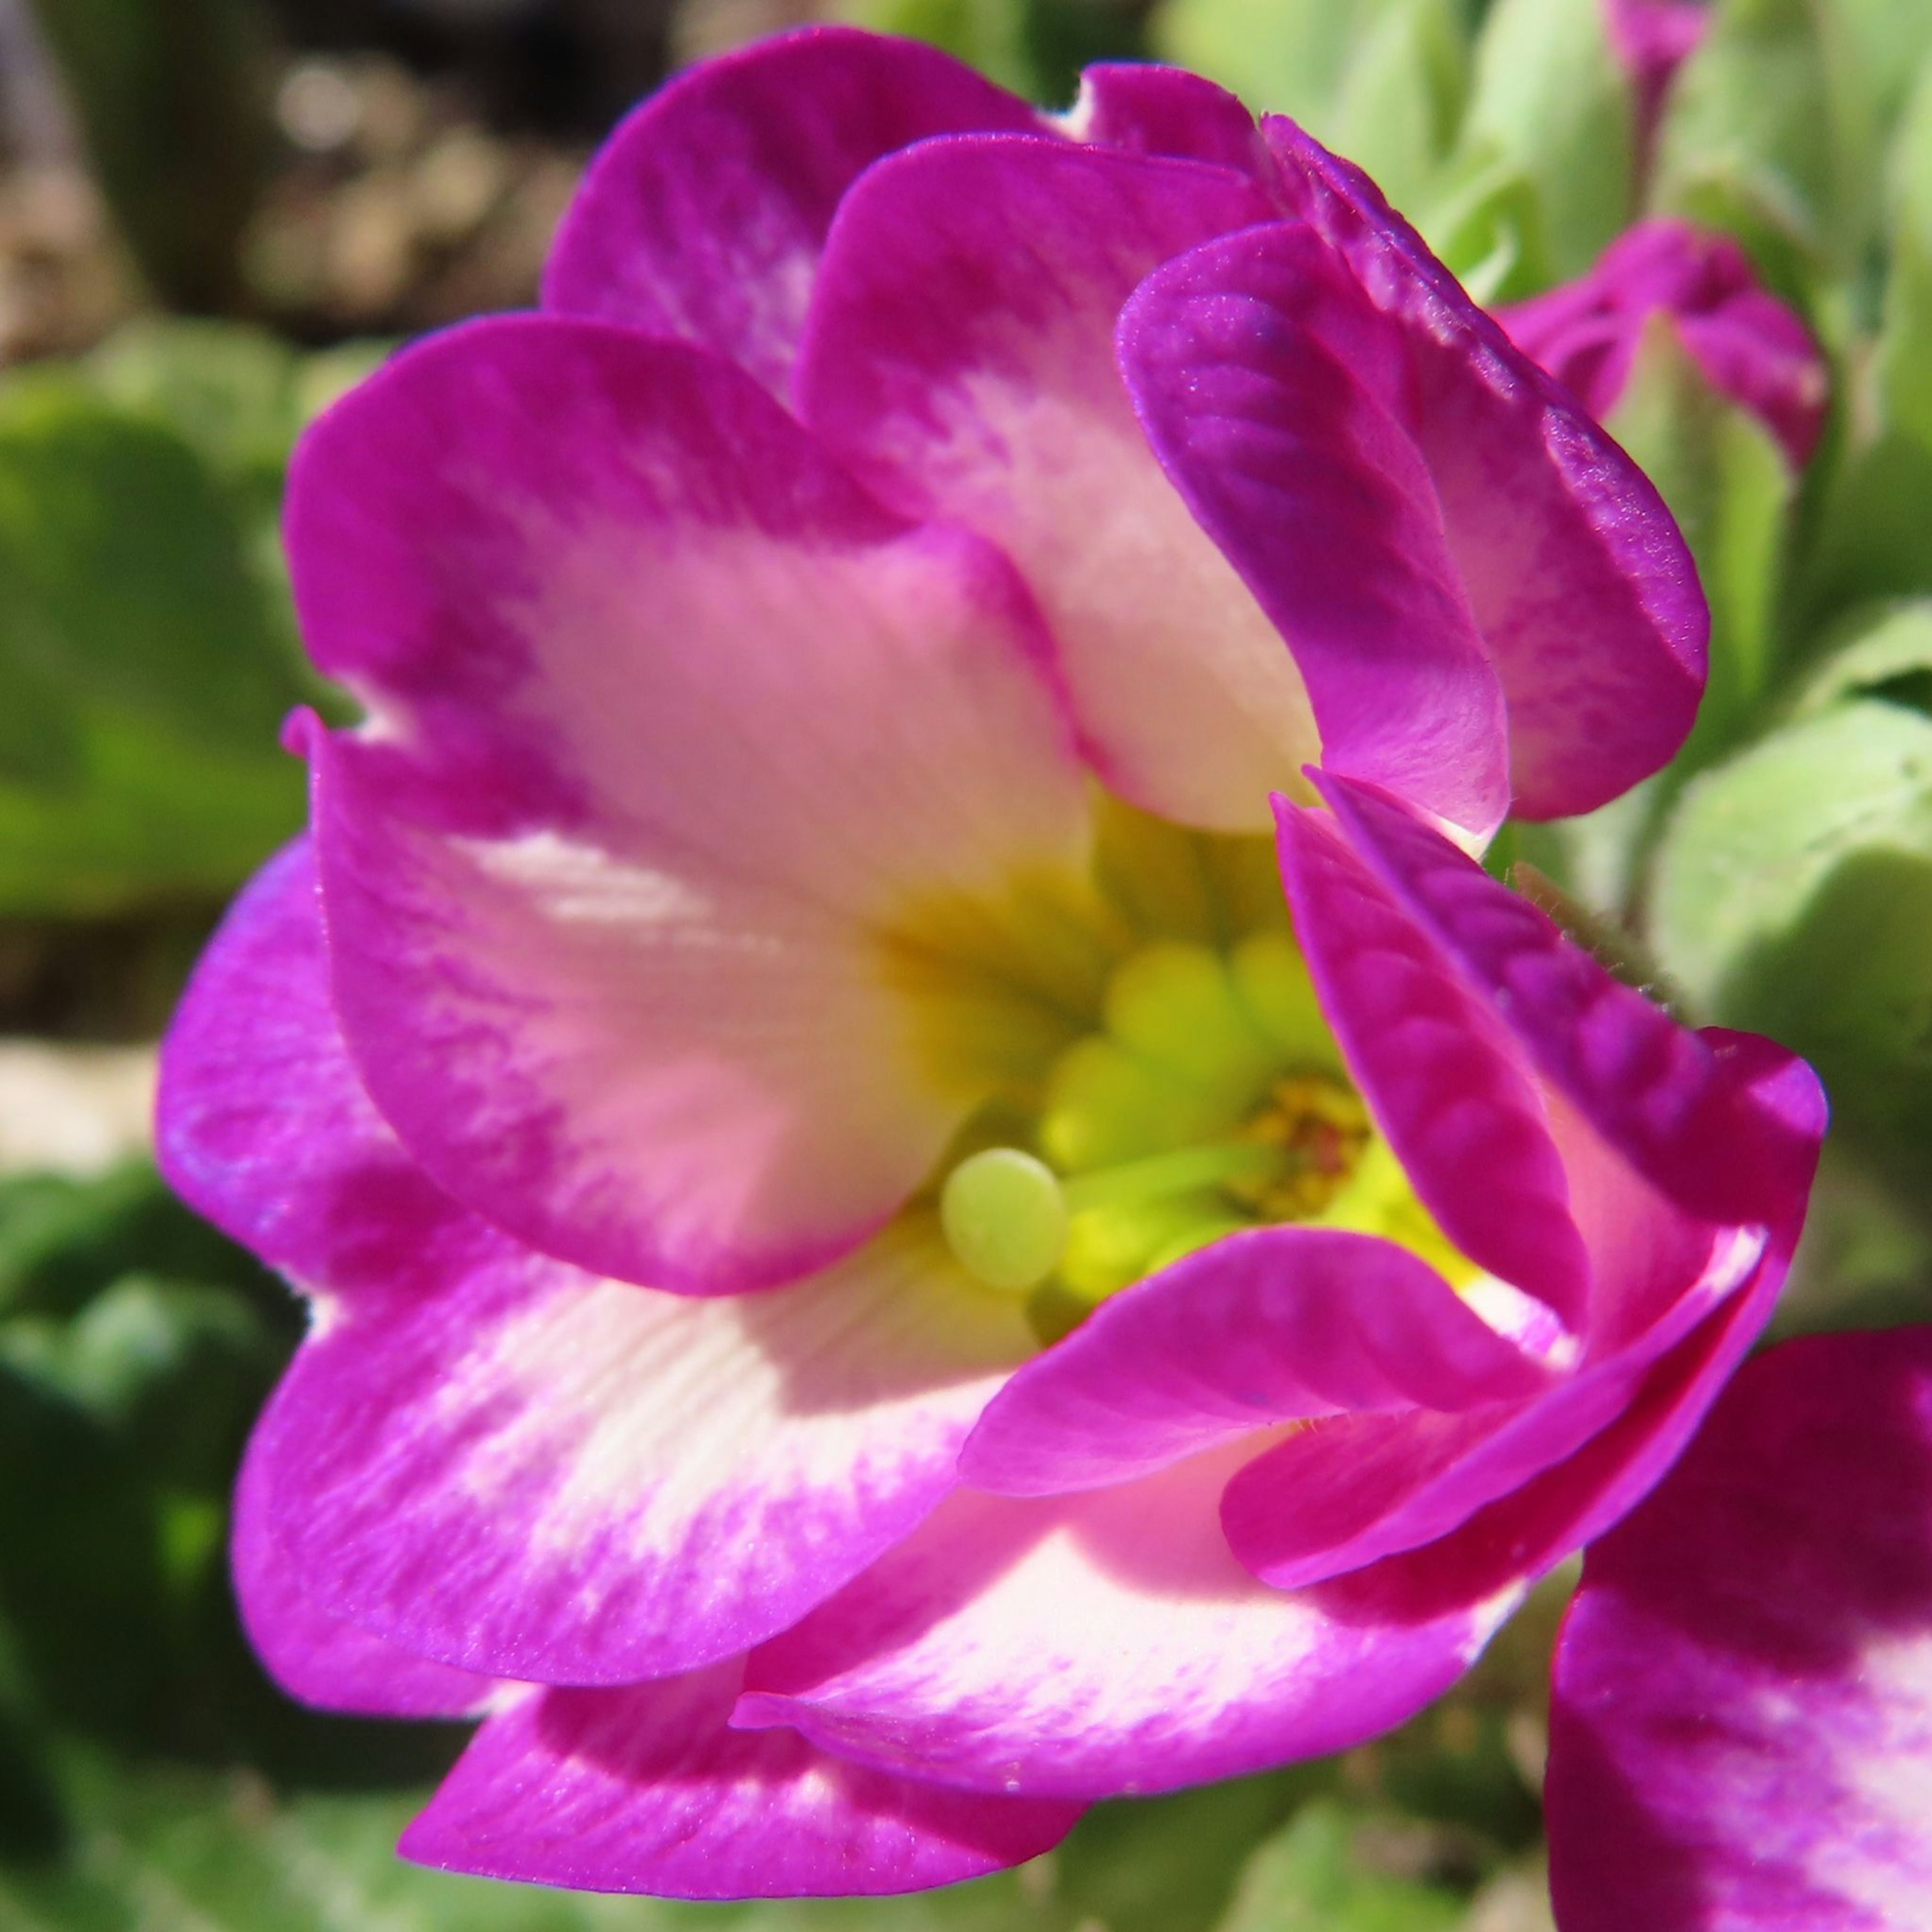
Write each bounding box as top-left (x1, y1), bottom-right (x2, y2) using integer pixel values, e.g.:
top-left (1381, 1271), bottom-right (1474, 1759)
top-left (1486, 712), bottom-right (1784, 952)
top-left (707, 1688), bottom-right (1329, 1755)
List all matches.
top-left (1605, 310), bottom-right (1793, 762)
top-left (0, 376), bottom-right (306, 914)
top-left (1153, 0), bottom-right (1470, 216)
top-left (1650, 0), bottom-right (1876, 286)
top-left (1794, 598), bottom-right (1932, 713)
top-left (1216, 1802), bottom-right (1465, 1931)
top-left (1428, 0), bottom-right (1633, 289)
top-left (1652, 697), bottom-right (1932, 1154)
top-left (833, 0), bottom-right (1035, 97)
top-left (85, 320), bottom-right (299, 508)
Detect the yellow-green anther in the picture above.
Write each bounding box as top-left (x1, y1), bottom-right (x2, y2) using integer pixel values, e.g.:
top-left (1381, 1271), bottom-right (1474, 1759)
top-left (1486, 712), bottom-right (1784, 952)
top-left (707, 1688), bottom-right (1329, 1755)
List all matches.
top-left (1229, 932), bottom-right (1343, 1072)
top-left (1101, 942), bottom-right (1277, 1097)
top-left (940, 1148), bottom-right (1069, 1294)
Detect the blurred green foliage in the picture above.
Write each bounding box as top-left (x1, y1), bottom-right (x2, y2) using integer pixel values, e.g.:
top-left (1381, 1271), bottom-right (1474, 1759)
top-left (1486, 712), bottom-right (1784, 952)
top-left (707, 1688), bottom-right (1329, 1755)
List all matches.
top-left (0, 324), bottom-right (378, 920)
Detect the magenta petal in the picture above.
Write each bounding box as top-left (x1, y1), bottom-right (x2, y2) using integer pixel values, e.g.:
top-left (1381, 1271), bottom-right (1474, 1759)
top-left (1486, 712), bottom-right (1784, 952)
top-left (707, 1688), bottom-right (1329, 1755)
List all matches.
top-left (230, 1426), bottom-right (495, 1720)
top-left (247, 1219), bottom-right (1031, 1686)
top-left (401, 1661), bottom-right (1081, 1898)
top-left (1313, 772), bottom-right (1826, 1227)
top-left (1263, 122), bottom-right (1708, 818)
top-left (1219, 1215), bottom-right (1774, 1589)
top-left (1275, 799), bottom-right (1590, 1322)
top-left (1063, 61), bottom-right (1271, 174)
top-left (798, 136), bottom-right (1321, 834)
top-left (1118, 222), bottom-right (1512, 840)
top-left (959, 1227), bottom-right (1553, 1498)
top-left (543, 25), bottom-right (1040, 395)
top-left (737, 1444), bottom-right (1522, 1799)
top-left (291, 315), bottom-right (1089, 1293)
top-left (155, 838), bottom-right (471, 1293)
top-left (1499, 219), bottom-right (1828, 468)
top-left (1548, 1331), bottom-right (1932, 1931)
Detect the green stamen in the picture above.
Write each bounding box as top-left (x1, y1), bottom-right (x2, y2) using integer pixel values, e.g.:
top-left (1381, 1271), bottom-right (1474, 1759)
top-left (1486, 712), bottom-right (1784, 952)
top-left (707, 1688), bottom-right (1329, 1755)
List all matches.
top-left (940, 1149), bottom-right (1069, 1294)
top-left (1060, 1141), bottom-right (1284, 1216)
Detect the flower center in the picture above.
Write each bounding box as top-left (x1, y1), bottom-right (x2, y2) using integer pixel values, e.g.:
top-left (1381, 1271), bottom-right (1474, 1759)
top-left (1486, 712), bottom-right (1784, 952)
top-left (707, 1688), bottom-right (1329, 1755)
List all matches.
top-left (882, 795), bottom-right (1474, 1339)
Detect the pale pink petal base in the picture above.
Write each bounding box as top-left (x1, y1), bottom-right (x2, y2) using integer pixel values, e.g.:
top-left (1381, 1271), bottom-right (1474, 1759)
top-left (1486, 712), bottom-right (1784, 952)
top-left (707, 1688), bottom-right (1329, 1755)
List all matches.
top-left (1549, 1330), bottom-right (1932, 1931)
top-left (246, 1216), bottom-right (1033, 1687)
top-left (737, 1443), bottom-right (1523, 1799)
top-left (289, 315), bottom-right (1090, 1294)
top-left (404, 1661), bottom-right (1082, 1898)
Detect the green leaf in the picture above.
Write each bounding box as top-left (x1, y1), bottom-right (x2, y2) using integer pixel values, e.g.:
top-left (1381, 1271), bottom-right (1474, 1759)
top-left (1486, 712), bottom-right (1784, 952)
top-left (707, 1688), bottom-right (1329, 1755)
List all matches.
top-left (1152, 0), bottom-right (1470, 215)
top-left (833, 0), bottom-right (1037, 97)
top-left (0, 377), bottom-right (306, 915)
top-left (1604, 311), bottom-right (1796, 764)
top-left (1794, 598), bottom-right (1932, 713)
top-left (1650, 0), bottom-right (1877, 287)
top-left (85, 321), bottom-right (300, 509)
top-left (1426, 0), bottom-right (1633, 288)
top-left (1215, 1802), bottom-right (1464, 1932)
top-left (1652, 697), bottom-right (1932, 1151)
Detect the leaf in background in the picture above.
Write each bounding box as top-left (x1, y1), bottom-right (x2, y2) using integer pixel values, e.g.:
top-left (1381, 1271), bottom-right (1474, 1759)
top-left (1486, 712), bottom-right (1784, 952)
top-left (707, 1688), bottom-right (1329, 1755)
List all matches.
top-left (1151, 0), bottom-right (1471, 217)
top-left (833, 0), bottom-right (1037, 96)
top-left (1649, 0), bottom-right (1876, 292)
top-left (1652, 696), bottom-right (1932, 1158)
top-left (1604, 310), bottom-right (1794, 763)
top-left (85, 319), bottom-right (300, 516)
top-left (0, 374), bottom-right (306, 915)
top-left (1424, 0), bottom-right (1634, 292)
top-left (1216, 1802), bottom-right (1465, 1932)
top-left (1794, 598), bottom-right (1932, 713)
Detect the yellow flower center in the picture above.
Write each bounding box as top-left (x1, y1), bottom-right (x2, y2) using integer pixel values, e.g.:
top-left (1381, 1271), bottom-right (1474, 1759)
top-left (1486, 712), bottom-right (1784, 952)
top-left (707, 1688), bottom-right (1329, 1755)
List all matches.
top-left (879, 793), bottom-right (1476, 1342)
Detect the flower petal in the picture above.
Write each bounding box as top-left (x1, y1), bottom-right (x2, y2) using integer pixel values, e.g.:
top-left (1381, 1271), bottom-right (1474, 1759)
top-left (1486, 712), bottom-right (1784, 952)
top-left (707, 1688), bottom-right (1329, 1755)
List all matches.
top-left (958, 1227), bottom-right (1553, 1498)
top-left (231, 1425), bottom-right (496, 1720)
top-left (797, 136), bottom-right (1318, 833)
top-left (542, 24), bottom-right (1040, 395)
top-left (401, 1662), bottom-right (1082, 1898)
top-left (1547, 1330), bottom-right (1932, 1932)
top-left (249, 1217), bottom-right (1033, 1687)
top-left (289, 316), bottom-right (1090, 1291)
top-left (1060, 62), bottom-right (1271, 174)
top-left (156, 837), bottom-right (473, 1293)
top-left (1264, 122), bottom-right (1707, 818)
top-left (1219, 1217), bottom-right (1777, 1589)
top-left (1117, 222), bottom-right (1511, 840)
top-left (1312, 771), bottom-right (1825, 1227)
top-left (1275, 797), bottom-right (1590, 1322)
top-left (735, 1443), bottom-right (1522, 1799)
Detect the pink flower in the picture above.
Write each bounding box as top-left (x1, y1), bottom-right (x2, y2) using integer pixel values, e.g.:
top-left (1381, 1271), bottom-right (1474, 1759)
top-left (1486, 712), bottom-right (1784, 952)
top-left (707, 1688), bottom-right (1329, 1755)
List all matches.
top-left (1546, 1328), bottom-right (1932, 1930)
top-left (1499, 218), bottom-right (1830, 468)
top-left (159, 29), bottom-right (1816, 1899)
top-left (1603, 0), bottom-right (1710, 140)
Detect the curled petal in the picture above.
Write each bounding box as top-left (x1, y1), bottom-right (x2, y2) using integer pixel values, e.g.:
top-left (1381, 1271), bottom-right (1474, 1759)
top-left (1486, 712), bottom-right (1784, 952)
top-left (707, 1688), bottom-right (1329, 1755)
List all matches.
top-left (1548, 1330), bottom-right (1932, 1931)
top-left (1312, 771), bottom-right (1825, 1228)
top-left (959, 1227), bottom-right (1554, 1498)
top-left (798, 136), bottom-right (1318, 833)
top-left (1060, 62), bottom-right (1271, 175)
top-left (1219, 1217), bottom-right (1777, 1589)
top-left (403, 1663), bottom-right (1081, 1898)
top-left (736, 1444), bottom-right (1522, 1799)
top-left (1118, 222), bottom-right (1511, 840)
top-left (543, 24), bottom-right (1039, 394)
top-left (1275, 797), bottom-right (1590, 1320)
top-left (1264, 122), bottom-right (1707, 818)
top-left (289, 317), bottom-right (1090, 1291)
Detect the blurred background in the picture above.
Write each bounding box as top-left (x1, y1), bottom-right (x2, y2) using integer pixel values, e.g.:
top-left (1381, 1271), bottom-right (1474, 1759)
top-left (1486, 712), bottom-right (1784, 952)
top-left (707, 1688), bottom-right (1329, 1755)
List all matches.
top-left (5, 0), bottom-right (1932, 1925)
